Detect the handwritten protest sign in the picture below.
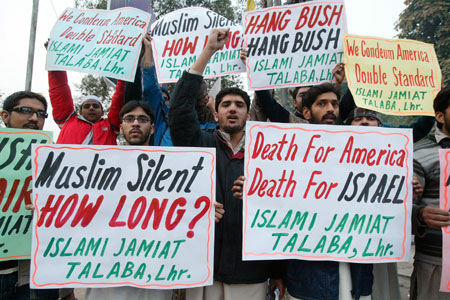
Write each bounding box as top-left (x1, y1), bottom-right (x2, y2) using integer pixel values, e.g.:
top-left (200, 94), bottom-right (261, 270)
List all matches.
top-left (243, 122), bottom-right (412, 262)
top-left (31, 145), bottom-right (214, 289)
top-left (243, 1), bottom-right (347, 90)
top-left (0, 128), bottom-right (52, 261)
top-left (46, 7), bottom-right (151, 82)
top-left (344, 34), bottom-right (442, 116)
top-left (151, 7), bottom-right (245, 83)
top-left (439, 149), bottom-right (450, 292)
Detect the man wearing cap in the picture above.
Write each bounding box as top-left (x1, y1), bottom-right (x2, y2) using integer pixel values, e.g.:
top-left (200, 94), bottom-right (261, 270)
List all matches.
top-left (47, 62), bottom-right (124, 145)
top-left (345, 107), bottom-right (382, 126)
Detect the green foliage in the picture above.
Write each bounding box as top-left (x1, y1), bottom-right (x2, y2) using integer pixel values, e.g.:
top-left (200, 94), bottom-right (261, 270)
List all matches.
top-left (74, 0), bottom-right (107, 9)
top-left (395, 0), bottom-right (450, 84)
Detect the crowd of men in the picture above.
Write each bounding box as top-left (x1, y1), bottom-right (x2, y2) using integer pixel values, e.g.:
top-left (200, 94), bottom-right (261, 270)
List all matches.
top-left (1, 27), bottom-right (449, 300)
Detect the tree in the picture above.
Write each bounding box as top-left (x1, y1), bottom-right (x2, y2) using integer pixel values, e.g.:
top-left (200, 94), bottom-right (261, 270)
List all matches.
top-left (395, 0), bottom-right (450, 84)
top-left (74, 0), bottom-right (107, 9)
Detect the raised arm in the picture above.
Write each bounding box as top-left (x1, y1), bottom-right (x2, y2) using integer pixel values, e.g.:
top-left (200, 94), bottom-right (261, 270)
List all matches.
top-left (169, 29), bottom-right (229, 146)
top-left (142, 32), bottom-right (168, 142)
top-left (255, 90), bottom-right (290, 123)
top-left (48, 70), bottom-right (75, 128)
top-left (107, 79), bottom-right (125, 133)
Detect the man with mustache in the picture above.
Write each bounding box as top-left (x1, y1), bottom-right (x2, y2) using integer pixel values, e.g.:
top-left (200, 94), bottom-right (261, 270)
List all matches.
top-left (83, 101), bottom-right (173, 300)
top-left (45, 41), bottom-right (125, 145)
top-left (1, 91), bottom-right (47, 130)
top-left (0, 91), bottom-right (64, 299)
top-left (169, 28), bottom-right (283, 300)
top-left (284, 83), bottom-right (374, 300)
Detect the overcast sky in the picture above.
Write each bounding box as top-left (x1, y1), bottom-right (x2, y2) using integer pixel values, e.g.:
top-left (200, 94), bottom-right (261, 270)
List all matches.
top-left (0, 0), bottom-right (406, 134)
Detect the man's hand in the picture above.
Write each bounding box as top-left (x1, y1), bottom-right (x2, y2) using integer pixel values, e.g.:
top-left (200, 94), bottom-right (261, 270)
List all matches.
top-left (332, 63), bottom-right (345, 86)
top-left (44, 38), bottom-right (49, 51)
top-left (412, 176), bottom-right (423, 200)
top-left (420, 206), bottom-right (450, 229)
top-left (206, 28), bottom-right (230, 53)
top-left (232, 176), bottom-right (245, 200)
top-left (269, 279), bottom-right (285, 299)
top-left (205, 95), bottom-right (216, 115)
top-left (143, 32), bottom-right (154, 68)
top-left (190, 28), bottom-right (230, 74)
top-left (240, 48), bottom-right (247, 64)
top-left (214, 202), bottom-right (225, 222)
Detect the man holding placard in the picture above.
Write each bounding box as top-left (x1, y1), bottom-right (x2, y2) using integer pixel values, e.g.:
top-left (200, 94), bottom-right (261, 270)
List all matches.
top-left (284, 83), bottom-right (374, 300)
top-left (45, 40), bottom-right (125, 145)
top-left (83, 100), bottom-right (172, 300)
top-left (0, 92), bottom-right (61, 300)
top-left (412, 86), bottom-right (450, 300)
top-left (169, 28), bottom-right (283, 300)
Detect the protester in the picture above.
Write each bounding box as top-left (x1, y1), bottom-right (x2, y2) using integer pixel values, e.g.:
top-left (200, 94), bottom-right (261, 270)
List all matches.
top-left (197, 80), bottom-right (218, 131)
top-left (83, 100), bottom-right (172, 300)
top-left (339, 88), bottom-right (434, 143)
top-left (142, 32), bottom-right (173, 146)
top-left (45, 41), bottom-right (125, 145)
top-left (346, 107), bottom-right (402, 300)
top-left (168, 28), bottom-right (283, 300)
top-left (412, 86), bottom-right (450, 300)
top-left (0, 91), bottom-right (63, 300)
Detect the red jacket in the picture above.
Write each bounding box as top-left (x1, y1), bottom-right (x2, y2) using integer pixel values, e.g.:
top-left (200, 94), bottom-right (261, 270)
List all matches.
top-left (48, 71), bottom-right (124, 145)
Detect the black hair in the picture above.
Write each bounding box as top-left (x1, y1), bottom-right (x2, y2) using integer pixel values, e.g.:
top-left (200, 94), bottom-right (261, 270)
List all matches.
top-left (3, 91), bottom-right (48, 112)
top-left (215, 87), bottom-right (250, 112)
top-left (119, 100), bottom-right (155, 124)
top-left (433, 85), bottom-right (450, 129)
top-left (290, 85), bottom-right (312, 100)
top-left (301, 83), bottom-right (340, 110)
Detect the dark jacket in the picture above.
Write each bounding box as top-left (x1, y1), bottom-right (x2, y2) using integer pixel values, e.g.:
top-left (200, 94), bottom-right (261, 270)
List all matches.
top-left (169, 71), bottom-right (278, 284)
top-left (255, 90), bottom-right (307, 124)
top-left (285, 260), bottom-right (373, 300)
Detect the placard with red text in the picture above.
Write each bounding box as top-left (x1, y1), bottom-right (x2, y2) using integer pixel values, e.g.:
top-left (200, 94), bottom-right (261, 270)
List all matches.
top-left (151, 7), bottom-right (245, 83)
top-left (31, 145), bottom-right (215, 289)
top-left (344, 34), bottom-right (441, 116)
top-left (243, 122), bottom-right (412, 263)
top-left (0, 129), bottom-right (52, 261)
top-left (242, 1), bottom-right (347, 90)
top-left (46, 7), bottom-right (150, 81)
top-left (439, 149), bottom-right (450, 292)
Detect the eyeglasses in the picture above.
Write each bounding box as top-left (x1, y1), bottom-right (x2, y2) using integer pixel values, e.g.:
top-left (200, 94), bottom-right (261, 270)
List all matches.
top-left (11, 106), bottom-right (48, 119)
top-left (122, 115), bottom-right (151, 124)
top-left (82, 103), bottom-right (101, 109)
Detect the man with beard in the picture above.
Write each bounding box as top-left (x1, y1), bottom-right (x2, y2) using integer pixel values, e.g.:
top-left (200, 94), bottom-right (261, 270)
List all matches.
top-left (168, 28), bottom-right (283, 300)
top-left (119, 100), bottom-right (154, 146)
top-left (83, 100), bottom-right (173, 300)
top-left (0, 91), bottom-right (64, 299)
top-left (285, 83), bottom-right (374, 300)
top-left (411, 86), bottom-right (450, 300)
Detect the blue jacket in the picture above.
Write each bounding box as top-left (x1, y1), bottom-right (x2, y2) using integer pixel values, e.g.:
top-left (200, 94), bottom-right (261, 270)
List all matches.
top-left (285, 260), bottom-right (373, 300)
top-left (143, 66), bottom-right (173, 146)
